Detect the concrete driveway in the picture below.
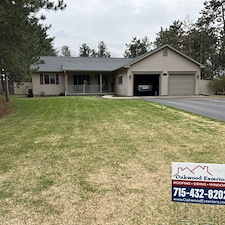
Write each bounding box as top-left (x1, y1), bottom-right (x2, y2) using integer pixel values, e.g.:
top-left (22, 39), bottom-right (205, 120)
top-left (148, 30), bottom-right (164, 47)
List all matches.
top-left (144, 97), bottom-right (225, 121)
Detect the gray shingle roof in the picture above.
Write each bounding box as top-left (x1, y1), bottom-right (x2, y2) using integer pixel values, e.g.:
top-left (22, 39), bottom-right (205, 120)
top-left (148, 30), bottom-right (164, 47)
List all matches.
top-left (33, 45), bottom-right (205, 72)
top-left (35, 56), bottom-right (132, 72)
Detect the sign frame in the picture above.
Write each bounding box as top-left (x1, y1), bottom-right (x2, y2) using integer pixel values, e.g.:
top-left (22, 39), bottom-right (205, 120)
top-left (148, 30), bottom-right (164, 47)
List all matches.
top-left (172, 162), bottom-right (225, 205)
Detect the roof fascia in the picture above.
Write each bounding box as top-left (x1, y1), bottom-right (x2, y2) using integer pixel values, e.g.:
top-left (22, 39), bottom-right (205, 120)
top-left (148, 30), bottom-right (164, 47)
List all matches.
top-left (34, 70), bottom-right (63, 73)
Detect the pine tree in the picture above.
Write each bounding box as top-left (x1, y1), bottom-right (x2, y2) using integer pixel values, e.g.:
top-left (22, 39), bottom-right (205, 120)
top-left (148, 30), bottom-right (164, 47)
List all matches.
top-left (97, 41), bottom-right (111, 57)
top-left (198, 0), bottom-right (225, 76)
top-left (154, 20), bottom-right (184, 50)
top-left (124, 37), bottom-right (151, 58)
top-left (61, 45), bottom-right (71, 57)
top-left (79, 43), bottom-right (92, 57)
top-left (0, 0), bottom-right (66, 84)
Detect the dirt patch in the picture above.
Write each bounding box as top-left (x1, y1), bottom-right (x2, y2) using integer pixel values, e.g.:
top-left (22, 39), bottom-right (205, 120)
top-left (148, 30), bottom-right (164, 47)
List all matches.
top-left (0, 96), bottom-right (11, 119)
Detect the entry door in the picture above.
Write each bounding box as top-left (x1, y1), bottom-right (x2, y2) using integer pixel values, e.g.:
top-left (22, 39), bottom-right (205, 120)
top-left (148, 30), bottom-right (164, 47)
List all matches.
top-left (102, 75), bottom-right (108, 91)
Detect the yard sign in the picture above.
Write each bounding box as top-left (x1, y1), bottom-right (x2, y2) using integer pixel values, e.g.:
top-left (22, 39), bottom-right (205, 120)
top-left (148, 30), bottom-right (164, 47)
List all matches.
top-left (172, 162), bottom-right (225, 205)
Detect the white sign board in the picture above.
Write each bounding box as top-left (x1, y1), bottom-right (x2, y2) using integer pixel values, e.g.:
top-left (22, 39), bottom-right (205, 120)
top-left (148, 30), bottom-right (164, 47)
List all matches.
top-left (172, 162), bottom-right (225, 205)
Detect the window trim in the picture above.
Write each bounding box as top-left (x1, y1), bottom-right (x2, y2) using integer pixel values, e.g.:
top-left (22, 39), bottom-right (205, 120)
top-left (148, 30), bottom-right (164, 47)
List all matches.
top-left (40, 74), bottom-right (59, 85)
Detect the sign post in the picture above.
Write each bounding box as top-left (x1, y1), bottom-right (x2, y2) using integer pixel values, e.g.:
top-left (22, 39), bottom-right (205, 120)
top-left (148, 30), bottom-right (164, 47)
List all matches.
top-left (172, 162), bottom-right (225, 205)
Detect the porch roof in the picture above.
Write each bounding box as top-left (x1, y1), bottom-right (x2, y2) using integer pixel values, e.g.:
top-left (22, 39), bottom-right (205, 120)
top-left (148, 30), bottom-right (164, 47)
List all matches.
top-left (35, 56), bottom-right (132, 72)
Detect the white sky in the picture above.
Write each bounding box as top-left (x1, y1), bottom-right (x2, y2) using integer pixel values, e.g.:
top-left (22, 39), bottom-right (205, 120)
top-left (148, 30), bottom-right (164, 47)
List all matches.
top-left (42, 0), bottom-right (206, 57)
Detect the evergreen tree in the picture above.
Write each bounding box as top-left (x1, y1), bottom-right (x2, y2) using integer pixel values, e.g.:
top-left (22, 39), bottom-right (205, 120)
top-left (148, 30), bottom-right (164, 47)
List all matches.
top-left (0, 0), bottom-right (66, 84)
top-left (154, 16), bottom-right (218, 79)
top-left (90, 49), bottom-right (97, 57)
top-left (79, 43), bottom-right (92, 57)
top-left (154, 20), bottom-right (184, 50)
top-left (124, 37), bottom-right (151, 58)
top-left (61, 45), bottom-right (71, 57)
top-left (97, 41), bottom-right (111, 57)
top-left (198, 0), bottom-right (225, 76)
top-left (79, 42), bottom-right (110, 57)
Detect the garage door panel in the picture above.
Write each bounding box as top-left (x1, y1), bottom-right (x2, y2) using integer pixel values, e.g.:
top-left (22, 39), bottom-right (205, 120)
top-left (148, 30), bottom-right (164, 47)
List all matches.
top-left (169, 74), bottom-right (195, 96)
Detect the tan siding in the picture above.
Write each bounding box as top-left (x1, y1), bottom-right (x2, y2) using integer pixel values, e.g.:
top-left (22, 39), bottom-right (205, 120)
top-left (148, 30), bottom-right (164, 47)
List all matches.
top-left (115, 70), bottom-right (128, 96)
top-left (127, 48), bottom-right (201, 96)
top-left (32, 73), bottom-right (65, 95)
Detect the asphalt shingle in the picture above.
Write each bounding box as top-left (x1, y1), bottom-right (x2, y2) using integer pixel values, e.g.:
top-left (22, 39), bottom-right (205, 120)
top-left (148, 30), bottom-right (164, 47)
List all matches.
top-left (35, 56), bottom-right (132, 72)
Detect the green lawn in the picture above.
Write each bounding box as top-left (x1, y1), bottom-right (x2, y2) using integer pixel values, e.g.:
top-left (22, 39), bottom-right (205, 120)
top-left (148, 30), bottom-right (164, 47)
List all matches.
top-left (0, 96), bottom-right (225, 225)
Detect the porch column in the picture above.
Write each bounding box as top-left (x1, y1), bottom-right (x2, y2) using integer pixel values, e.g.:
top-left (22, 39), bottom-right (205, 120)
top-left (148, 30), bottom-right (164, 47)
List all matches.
top-left (100, 73), bottom-right (102, 93)
top-left (64, 71), bottom-right (68, 96)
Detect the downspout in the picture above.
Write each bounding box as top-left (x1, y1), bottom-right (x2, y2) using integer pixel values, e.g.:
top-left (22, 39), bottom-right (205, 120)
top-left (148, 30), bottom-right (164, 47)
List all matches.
top-left (100, 73), bottom-right (102, 93)
top-left (64, 71), bottom-right (68, 96)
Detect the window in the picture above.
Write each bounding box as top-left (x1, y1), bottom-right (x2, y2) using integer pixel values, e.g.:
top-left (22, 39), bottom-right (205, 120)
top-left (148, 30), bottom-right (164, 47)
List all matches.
top-left (118, 75), bottom-right (123, 85)
top-left (45, 75), bottom-right (55, 84)
top-left (40, 74), bottom-right (59, 85)
top-left (74, 75), bottom-right (90, 85)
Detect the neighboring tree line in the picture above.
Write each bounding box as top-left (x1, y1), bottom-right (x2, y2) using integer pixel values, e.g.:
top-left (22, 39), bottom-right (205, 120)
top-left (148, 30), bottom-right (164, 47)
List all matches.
top-left (154, 1), bottom-right (225, 81)
top-left (78, 41), bottom-right (111, 57)
top-left (61, 37), bottom-right (151, 58)
top-left (152, 0), bottom-right (225, 95)
top-left (60, 41), bottom-right (111, 57)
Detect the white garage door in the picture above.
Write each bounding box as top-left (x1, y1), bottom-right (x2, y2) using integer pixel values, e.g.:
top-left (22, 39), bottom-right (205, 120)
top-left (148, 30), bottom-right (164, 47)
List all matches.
top-left (169, 74), bottom-right (195, 96)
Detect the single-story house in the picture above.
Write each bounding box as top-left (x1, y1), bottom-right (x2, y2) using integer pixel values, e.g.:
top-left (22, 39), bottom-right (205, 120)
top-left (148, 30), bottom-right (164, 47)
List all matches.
top-left (26, 45), bottom-right (207, 96)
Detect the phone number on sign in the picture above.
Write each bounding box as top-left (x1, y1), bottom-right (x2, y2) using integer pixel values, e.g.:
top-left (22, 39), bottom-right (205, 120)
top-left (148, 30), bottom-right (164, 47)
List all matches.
top-left (173, 187), bottom-right (225, 200)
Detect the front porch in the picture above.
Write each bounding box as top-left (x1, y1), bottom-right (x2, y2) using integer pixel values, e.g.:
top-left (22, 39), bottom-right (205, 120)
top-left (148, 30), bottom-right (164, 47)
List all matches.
top-left (67, 85), bottom-right (115, 95)
top-left (64, 72), bottom-right (115, 95)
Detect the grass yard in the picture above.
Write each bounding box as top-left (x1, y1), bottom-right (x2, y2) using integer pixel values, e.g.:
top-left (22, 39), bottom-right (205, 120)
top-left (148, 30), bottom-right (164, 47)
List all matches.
top-left (0, 96), bottom-right (225, 225)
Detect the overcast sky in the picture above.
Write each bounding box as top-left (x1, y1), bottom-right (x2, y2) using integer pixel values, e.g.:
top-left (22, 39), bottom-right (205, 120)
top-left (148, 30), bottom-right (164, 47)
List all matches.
top-left (43, 0), bottom-right (206, 57)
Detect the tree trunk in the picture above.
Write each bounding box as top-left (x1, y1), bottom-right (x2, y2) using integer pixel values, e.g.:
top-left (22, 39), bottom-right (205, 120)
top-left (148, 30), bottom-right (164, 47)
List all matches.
top-left (0, 76), bottom-right (4, 94)
top-left (5, 74), bottom-right (9, 102)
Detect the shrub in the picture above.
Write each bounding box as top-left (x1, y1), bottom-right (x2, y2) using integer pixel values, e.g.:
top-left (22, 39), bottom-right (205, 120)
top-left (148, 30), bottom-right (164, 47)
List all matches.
top-left (208, 76), bottom-right (225, 95)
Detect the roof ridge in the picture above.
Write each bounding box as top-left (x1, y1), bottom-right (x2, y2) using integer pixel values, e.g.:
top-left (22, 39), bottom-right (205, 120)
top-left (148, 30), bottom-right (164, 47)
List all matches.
top-left (41, 56), bottom-right (134, 60)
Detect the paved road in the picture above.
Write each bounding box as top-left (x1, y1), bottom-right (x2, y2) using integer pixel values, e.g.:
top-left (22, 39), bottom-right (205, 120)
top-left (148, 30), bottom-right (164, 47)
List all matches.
top-left (144, 97), bottom-right (225, 121)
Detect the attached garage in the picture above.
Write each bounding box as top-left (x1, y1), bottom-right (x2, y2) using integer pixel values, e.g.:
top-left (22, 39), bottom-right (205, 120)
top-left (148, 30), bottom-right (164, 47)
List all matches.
top-left (168, 74), bottom-right (195, 96)
top-left (124, 45), bottom-right (205, 96)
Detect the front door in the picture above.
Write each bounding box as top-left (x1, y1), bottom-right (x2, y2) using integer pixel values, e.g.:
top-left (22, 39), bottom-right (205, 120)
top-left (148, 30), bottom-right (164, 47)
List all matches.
top-left (102, 75), bottom-right (108, 91)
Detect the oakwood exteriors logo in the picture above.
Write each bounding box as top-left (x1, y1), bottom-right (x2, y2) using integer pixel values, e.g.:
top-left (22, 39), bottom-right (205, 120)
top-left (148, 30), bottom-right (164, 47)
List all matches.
top-left (173, 164), bottom-right (215, 181)
top-left (174, 165), bottom-right (213, 176)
